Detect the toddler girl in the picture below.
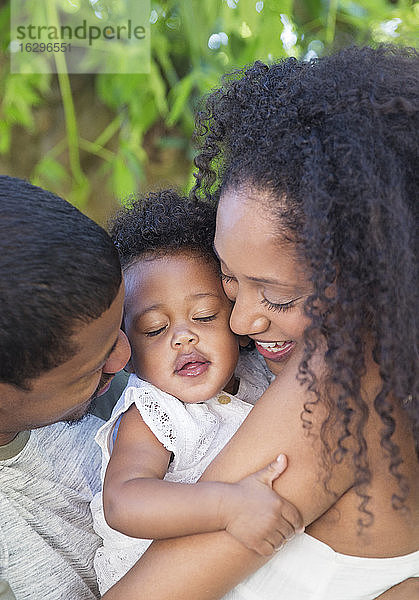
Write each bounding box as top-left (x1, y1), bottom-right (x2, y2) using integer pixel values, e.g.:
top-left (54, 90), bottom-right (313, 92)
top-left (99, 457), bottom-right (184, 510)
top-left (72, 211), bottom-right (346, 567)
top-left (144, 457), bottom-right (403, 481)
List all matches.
top-left (91, 191), bottom-right (302, 594)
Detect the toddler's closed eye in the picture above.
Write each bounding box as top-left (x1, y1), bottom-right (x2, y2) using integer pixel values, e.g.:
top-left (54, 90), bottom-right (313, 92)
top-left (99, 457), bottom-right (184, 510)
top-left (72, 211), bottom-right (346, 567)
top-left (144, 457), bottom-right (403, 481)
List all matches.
top-left (193, 314), bottom-right (217, 322)
top-left (145, 325), bottom-right (167, 337)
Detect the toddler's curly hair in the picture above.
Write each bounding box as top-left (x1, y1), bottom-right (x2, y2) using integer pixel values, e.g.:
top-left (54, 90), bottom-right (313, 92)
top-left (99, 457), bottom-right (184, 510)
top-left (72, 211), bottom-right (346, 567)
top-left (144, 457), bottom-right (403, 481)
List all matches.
top-left (109, 189), bottom-right (217, 271)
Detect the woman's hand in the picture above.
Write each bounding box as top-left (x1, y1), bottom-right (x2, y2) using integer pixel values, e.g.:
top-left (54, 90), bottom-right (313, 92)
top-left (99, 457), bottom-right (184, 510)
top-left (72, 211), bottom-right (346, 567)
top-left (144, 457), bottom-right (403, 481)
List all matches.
top-left (222, 454), bottom-right (304, 555)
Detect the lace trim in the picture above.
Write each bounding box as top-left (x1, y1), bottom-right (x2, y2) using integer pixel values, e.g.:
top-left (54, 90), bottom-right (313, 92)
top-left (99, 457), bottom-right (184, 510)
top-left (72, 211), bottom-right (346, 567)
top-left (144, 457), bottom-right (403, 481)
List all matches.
top-left (136, 392), bottom-right (177, 452)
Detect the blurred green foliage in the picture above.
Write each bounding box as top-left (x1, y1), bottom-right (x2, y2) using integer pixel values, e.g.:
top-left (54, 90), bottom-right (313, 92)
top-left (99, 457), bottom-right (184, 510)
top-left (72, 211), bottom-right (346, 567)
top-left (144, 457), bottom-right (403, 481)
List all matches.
top-left (0, 0), bottom-right (418, 212)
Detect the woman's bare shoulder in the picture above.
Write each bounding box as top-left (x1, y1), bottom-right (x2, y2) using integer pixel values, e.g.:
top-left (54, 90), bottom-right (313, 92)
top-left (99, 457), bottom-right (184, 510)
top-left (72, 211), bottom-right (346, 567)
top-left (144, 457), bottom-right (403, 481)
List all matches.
top-left (203, 347), bottom-right (354, 525)
top-left (205, 346), bottom-right (419, 556)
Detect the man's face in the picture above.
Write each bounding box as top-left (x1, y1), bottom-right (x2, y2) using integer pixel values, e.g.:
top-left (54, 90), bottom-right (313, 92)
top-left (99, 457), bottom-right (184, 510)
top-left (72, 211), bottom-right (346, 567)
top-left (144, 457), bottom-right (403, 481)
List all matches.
top-left (0, 284), bottom-right (130, 444)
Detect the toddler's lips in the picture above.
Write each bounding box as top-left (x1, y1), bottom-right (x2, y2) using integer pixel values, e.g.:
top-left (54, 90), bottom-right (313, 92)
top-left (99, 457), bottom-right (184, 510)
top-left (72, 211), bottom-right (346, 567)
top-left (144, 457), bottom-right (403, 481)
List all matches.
top-left (176, 361), bottom-right (210, 377)
top-left (174, 351), bottom-right (210, 377)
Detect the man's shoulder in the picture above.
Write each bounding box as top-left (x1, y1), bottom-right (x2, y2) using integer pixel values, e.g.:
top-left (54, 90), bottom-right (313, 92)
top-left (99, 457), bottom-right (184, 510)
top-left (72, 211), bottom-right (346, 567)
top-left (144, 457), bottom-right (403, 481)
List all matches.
top-left (39, 414), bottom-right (103, 443)
top-left (0, 416), bottom-right (103, 497)
top-left (38, 415), bottom-right (103, 460)
top-left (22, 416), bottom-right (103, 483)
top-left (0, 415), bottom-right (102, 466)
top-left (0, 418), bottom-right (102, 600)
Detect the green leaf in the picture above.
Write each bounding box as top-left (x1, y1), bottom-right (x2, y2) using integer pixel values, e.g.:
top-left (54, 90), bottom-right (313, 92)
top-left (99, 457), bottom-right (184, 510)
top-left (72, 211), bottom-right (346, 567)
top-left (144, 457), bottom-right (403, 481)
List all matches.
top-left (112, 154), bottom-right (138, 199)
top-left (166, 72), bottom-right (195, 127)
top-left (33, 156), bottom-right (69, 186)
top-left (149, 60), bottom-right (169, 116)
top-left (0, 121), bottom-right (11, 154)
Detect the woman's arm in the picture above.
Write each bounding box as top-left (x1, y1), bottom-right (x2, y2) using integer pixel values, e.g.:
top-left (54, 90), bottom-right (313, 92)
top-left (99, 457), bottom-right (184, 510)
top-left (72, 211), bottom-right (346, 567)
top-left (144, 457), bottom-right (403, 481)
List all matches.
top-left (104, 404), bottom-right (301, 548)
top-left (375, 579), bottom-right (419, 599)
top-left (102, 350), bottom-right (355, 600)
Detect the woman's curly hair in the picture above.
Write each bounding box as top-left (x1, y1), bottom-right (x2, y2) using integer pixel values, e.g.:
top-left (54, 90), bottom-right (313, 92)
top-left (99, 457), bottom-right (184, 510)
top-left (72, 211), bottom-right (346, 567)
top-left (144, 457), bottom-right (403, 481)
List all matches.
top-left (109, 189), bottom-right (217, 270)
top-left (191, 45), bottom-right (419, 526)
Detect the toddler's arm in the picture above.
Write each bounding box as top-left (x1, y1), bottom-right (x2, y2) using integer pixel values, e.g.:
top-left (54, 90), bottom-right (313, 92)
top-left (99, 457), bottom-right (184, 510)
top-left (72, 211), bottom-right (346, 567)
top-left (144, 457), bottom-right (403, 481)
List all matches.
top-left (103, 404), bottom-right (302, 554)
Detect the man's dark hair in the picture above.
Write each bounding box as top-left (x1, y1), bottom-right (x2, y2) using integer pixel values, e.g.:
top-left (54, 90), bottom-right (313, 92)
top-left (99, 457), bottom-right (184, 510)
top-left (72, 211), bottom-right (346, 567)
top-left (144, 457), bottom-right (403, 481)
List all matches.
top-left (192, 45), bottom-right (419, 521)
top-left (109, 189), bottom-right (217, 271)
top-left (0, 176), bottom-right (122, 389)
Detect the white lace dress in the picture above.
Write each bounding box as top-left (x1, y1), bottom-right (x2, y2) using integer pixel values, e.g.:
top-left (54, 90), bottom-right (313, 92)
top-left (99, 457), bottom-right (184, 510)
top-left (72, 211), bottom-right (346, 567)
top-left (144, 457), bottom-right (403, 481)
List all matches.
top-left (91, 350), bottom-right (272, 594)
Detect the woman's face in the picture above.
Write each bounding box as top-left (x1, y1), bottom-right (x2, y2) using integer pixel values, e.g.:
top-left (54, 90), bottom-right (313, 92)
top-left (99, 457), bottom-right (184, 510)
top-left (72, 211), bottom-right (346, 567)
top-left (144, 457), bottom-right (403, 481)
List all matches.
top-left (214, 186), bottom-right (312, 374)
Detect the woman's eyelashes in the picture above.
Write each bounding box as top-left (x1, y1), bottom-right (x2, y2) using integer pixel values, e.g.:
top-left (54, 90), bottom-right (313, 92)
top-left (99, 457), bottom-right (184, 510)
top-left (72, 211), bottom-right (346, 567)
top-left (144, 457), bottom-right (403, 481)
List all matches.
top-left (220, 268), bottom-right (301, 313)
top-left (220, 271), bottom-right (234, 284)
top-left (260, 297), bottom-right (301, 313)
top-left (220, 272), bottom-right (237, 301)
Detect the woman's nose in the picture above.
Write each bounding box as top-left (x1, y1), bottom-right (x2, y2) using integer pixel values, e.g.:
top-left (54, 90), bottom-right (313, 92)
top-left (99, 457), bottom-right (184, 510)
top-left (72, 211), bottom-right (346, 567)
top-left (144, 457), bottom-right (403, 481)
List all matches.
top-left (229, 296), bottom-right (270, 337)
top-left (103, 330), bottom-right (131, 374)
top-left (171, 328), bottom-right (199, 349)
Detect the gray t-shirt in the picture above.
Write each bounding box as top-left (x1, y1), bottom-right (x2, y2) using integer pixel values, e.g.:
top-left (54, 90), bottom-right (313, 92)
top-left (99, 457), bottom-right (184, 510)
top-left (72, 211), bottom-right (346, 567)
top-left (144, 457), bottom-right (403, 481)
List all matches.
top-left (0, 416), bottom-right (102, 599)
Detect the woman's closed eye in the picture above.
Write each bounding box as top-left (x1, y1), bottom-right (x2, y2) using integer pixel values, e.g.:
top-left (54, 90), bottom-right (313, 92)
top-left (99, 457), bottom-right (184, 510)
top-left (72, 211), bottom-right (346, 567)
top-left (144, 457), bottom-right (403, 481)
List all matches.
top-left (261, 297), bottom-right (302, 313)
top-left (220, 272), bottom-right (238, 301)
top-left (220, 272), bottom-right (234, 284)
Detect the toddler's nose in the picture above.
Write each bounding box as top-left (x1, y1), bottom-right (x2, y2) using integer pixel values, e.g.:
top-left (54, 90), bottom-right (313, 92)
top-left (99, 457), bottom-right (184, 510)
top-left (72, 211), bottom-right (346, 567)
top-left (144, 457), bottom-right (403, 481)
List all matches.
top-left (171, 329), bottom-right (198, 349)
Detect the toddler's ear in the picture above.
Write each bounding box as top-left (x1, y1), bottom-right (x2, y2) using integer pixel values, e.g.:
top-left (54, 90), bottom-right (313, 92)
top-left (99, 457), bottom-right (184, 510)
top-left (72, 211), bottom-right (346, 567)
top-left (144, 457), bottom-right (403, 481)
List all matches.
top-left (237, 335), bottom-right (252, 348)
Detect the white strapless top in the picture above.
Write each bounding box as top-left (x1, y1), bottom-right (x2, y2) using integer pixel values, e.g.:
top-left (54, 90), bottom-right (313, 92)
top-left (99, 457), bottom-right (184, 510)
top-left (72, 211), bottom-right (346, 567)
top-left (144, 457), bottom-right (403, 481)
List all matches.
top-left (223, 532), bottom-right (419, 600)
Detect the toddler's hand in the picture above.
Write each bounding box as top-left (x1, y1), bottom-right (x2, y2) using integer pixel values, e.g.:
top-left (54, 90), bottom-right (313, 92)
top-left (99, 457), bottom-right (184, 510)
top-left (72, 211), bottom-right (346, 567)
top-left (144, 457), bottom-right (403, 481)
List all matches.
top-left (222, 455), bottom-right (304, 556)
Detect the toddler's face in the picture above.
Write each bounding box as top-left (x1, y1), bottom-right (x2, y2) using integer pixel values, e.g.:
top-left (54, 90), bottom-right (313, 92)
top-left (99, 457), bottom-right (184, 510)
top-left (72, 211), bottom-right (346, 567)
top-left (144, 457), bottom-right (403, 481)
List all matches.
top-left (123, 253), bottom-right (239, 403)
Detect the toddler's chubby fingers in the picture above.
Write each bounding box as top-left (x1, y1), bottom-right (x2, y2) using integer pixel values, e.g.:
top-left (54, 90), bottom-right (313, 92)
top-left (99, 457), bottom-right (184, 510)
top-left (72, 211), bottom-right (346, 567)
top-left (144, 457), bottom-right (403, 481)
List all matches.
top-left (252, 454), bottom-right (288, 487)
top-left (275, 500), bottom-right (305, 535)
top-left (271, 517), bottom-right (295, 541)
top-left (282, 502), bottom-right (305, 539)
top-left (265, 530), bottom-right (286, 553)
top-left (251, 538), bottom-right (282, 557)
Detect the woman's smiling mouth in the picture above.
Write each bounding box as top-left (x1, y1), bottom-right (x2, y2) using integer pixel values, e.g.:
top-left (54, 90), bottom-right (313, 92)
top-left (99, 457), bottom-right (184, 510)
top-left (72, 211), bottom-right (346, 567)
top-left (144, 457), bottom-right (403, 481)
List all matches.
top-left (254, 340), bottom-right (296, 361)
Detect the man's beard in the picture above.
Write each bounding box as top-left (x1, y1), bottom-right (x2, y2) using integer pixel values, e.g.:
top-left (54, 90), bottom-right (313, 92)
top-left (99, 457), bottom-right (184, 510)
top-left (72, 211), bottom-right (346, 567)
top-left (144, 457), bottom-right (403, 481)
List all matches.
top-left (65, 372), bottom-right (114, 425)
